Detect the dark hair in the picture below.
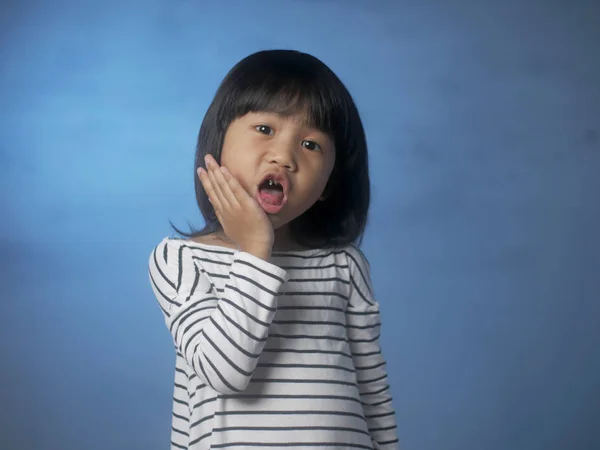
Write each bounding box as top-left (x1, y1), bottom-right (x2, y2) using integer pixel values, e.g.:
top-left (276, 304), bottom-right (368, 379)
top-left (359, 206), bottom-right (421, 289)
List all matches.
top-left (174, 49), bottom-right (370, 248)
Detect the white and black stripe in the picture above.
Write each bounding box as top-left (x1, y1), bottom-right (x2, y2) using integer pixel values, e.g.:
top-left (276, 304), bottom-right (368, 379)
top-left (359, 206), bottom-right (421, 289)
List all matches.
top-left (149, 237), bottom-right (399, 449)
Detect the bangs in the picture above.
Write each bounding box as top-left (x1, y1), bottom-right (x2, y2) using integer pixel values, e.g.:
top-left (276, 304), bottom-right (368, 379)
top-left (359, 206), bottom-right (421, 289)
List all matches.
top-left (228, 83), bottom-right (337, 134)
top-left (218, 52), bottom-right (349, 138)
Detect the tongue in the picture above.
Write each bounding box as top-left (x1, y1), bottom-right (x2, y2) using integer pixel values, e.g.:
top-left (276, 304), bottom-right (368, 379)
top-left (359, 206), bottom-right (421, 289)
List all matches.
top-left (259, 188), bottom-right (284, 205)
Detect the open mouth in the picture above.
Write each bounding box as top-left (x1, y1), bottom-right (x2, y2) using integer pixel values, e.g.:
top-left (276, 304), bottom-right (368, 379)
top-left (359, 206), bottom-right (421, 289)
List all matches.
top-left (257, 175), bottom-right (287, 214)
top-left (258, 178), bottom-right (284, 204)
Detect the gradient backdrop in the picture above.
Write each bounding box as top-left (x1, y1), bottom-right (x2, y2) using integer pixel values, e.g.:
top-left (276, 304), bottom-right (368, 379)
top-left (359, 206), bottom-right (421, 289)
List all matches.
top-left (2, 0), bottom-right (599, 449)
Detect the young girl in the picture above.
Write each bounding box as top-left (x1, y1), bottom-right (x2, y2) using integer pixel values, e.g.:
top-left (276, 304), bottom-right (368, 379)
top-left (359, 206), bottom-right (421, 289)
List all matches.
top-left (149, 50), bottom-right (399, 450)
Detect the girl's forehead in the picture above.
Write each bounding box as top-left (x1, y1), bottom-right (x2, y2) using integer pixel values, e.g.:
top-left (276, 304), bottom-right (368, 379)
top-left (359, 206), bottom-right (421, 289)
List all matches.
top-left (246, 109), bottom-right (305, 121)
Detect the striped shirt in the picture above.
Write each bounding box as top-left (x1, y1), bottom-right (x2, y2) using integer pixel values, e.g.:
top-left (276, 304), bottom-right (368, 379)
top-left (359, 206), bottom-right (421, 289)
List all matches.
top-left (148, 237), bottom-right (399, 450)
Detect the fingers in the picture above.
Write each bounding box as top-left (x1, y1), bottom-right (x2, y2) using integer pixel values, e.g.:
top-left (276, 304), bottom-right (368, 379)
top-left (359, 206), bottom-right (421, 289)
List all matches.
top-left (209, 155), bottom-right (241, 208)
top-left (207, 161), bottom-right (230, 208)
top-left (220, 165), bottom-right (253, 206)
top-left (198, 155), bottom-right (243, 213)
top-left (197, 167), bottom-right (221, 210)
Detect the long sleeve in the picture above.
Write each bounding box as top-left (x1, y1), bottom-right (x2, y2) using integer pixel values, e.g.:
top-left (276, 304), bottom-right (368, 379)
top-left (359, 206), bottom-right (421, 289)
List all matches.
top-left (346, 246), bottom-right (399, 449)
top-left (148, 239), bottom-right (288, 394)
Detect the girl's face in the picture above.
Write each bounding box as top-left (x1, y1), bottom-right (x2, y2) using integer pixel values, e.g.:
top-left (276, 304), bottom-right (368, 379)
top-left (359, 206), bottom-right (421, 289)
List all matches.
top-left (220, 110), bottom-right (336, 236)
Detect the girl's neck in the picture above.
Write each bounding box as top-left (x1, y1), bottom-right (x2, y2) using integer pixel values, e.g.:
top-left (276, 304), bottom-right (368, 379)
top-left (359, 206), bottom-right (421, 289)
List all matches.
top-left (199, 226), bottom-right (309, 252)
top-left (272, 226), bottom-right (308, 251)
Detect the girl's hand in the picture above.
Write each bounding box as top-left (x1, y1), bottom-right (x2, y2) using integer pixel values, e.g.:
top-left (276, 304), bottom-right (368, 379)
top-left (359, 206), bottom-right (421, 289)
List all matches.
top-left (198, 155), bottom-right (274, 260)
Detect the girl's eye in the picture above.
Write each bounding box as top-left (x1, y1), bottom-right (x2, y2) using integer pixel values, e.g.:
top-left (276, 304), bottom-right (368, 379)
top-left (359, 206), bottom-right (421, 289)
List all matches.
top-left (255, 125), bottom-right (273, 135)
top-left (301, 140), bottom-right (321, 152)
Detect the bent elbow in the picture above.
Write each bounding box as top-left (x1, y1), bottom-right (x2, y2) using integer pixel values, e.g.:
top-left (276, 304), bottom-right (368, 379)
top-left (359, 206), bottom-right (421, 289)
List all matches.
top-left (204, 373), bottom-right (253, 395)
top-left (191, 355), bottom-right (255, 394)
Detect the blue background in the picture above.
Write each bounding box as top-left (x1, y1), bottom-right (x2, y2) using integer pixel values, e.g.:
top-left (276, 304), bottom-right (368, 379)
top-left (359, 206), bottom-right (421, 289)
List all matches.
top-left (2, 0), bottom-right (599, 449)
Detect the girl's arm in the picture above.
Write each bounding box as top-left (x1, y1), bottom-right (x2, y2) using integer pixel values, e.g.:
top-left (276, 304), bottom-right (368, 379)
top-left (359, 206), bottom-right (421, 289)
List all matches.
top-left (346, 246), bottom-right (400, 449)
top-left (148, 238), bottom-right (288, 394)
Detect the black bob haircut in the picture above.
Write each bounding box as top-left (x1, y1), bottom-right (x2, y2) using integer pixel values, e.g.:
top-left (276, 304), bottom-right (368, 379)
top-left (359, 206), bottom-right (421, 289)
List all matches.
top-left (176, 49), bottom-right (370, 248)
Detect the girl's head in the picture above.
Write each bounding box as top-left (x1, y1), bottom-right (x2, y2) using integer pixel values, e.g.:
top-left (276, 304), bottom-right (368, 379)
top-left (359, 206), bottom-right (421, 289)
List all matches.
top-left (193, 49), bottom-right (370, 248)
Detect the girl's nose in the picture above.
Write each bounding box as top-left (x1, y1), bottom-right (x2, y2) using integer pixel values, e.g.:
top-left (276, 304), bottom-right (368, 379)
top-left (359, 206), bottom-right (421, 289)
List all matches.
top-left (268, 142), bottom-right (297, 171)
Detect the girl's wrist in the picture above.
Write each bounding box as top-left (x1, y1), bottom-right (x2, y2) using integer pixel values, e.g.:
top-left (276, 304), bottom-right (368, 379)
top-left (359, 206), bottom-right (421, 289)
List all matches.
top-left (242, 245), bottom-right (272, 261)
